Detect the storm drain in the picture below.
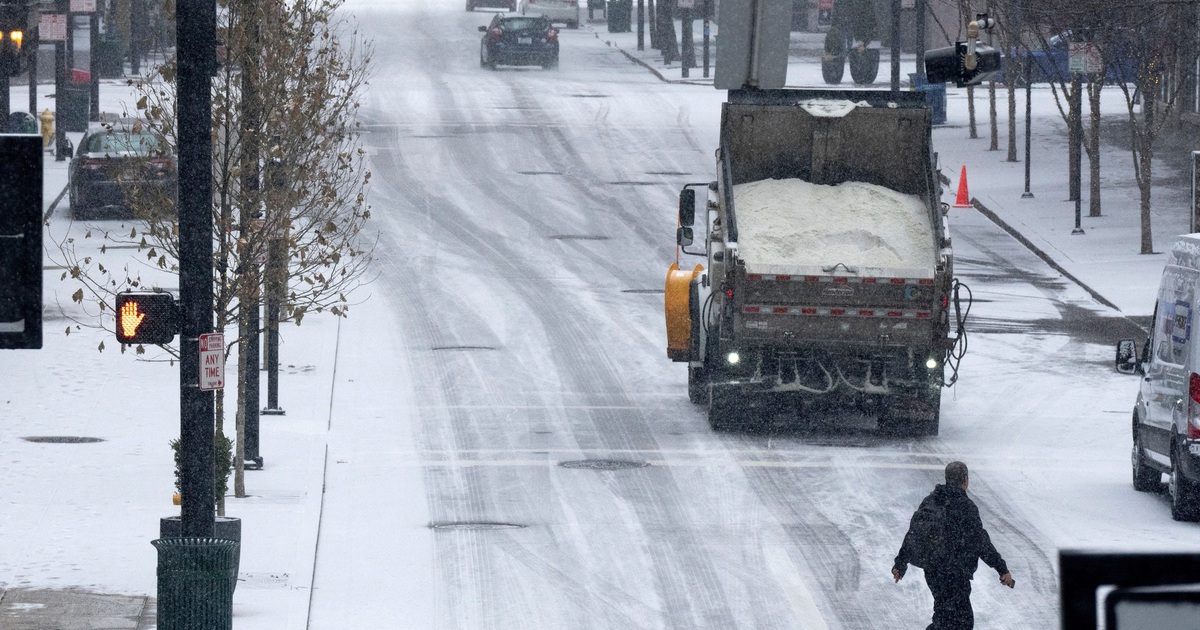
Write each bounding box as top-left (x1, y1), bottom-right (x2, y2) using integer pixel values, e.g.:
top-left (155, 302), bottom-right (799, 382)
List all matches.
top-left (570, 94), bottom-right (609, 98)
top-left (550, 235), bottom-right (609, 241)
top-left (559, 459), bottom-right (649, 471)
top-left (518, 170), bottom-right (563, 176)
top-left (645, 171), bottom-right (691, 176)
top-left (21, 436), bottom-right (104, 444)
top-left (431, 345), bottom-right (498, 351)
top-left (430, 521), bottom-right (526, 531)
top-left (239, 572), bottom-right (290, 589)
top-left (621, 289), bottom-right (664, 294)
top-left (607, 181), bottom-right (658, 186)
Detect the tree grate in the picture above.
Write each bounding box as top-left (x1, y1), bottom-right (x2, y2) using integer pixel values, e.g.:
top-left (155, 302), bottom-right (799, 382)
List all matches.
top-left (559, 459), bottom-right (649, 470)
top-left (21, 436), bottom-right (105, 444)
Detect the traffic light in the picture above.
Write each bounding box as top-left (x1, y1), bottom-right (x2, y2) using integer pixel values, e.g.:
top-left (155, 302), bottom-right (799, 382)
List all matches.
top-left (925, 42), bottom-right (1002, 87)
top-left (114, 291), bottom-right (179, 345)
top-left (0, 3), bottom-right (26, 77)
top-left (0, 134), bottom-right (42, 350)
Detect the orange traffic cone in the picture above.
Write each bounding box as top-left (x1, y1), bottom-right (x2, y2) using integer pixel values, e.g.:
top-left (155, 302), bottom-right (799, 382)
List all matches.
top-left (953, 165), bottom-right (971, 208)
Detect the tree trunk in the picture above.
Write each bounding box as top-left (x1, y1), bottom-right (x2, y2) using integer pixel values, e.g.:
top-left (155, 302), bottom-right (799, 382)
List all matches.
top-left (215, 390), bottom-right (227, 517)
top-left (1139, 89), bottom-right (1156, 254)
top-left (967, 85), bottom-right (977, 139)
top-left (1006, 79), bottom-right (1017, 162)
top-left (988, 79), bottom-right (998, 151)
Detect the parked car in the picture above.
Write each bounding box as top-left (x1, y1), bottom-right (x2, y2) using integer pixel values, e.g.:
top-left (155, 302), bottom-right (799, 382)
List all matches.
top-left (68, 120), bottom-right (176, 220)
top-left (520, 0), bottom-right (579, 29)
top-left (479, 14), bottom-right (559, 69)
top-left (466, 0), bottom-right (515, 13)
top-left (1117, 233), bottom-right (1200, 522)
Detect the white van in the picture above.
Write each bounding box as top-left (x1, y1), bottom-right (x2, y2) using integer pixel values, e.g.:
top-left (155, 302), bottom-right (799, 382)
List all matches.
top-left (520, 0), bottom-right (580, 28)
top-left (1117, 233), bottom-right (1200, 521)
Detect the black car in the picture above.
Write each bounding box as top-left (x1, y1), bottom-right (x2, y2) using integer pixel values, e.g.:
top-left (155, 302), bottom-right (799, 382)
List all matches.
top-left (68, 120), bottom-right (176, 220)
top-left (479, 15), bottom-right (558, 69)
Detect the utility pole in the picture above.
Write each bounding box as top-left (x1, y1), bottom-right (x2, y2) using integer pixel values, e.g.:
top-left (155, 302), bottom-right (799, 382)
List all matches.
top-left (239, 4), bottom-right (263, 471)
top-left (54, 0), bottom-right (67, 160)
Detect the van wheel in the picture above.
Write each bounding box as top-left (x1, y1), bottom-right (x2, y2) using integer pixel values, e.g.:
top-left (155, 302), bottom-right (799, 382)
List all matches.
top-left (1132, 423), bottom-right (1161, 492)
top-left (1170, 441), bottom-right (1200, 521)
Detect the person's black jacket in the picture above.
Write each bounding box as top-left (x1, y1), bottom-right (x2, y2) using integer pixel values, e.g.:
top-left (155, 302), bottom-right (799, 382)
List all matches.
top-left (893, 483), bottom-right (1009, 580)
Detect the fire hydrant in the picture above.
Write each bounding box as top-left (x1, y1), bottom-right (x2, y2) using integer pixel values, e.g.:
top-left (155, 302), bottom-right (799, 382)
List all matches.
top-left (39, 108), bottom-right (54, 149)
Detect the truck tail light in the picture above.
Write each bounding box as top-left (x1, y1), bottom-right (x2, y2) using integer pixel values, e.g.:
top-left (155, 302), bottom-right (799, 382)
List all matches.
top-left (1189, 372), bottom-right (1200, 439)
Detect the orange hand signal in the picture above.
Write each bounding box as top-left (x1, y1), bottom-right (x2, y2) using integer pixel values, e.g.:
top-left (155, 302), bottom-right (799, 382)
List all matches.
top-left (120, 301), bottom-right (146, 338)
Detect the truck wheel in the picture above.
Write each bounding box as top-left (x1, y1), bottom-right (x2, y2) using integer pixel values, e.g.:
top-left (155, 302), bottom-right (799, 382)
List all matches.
top-left (707, 384), bottom-right (743, 431)
top-left (1132, 423), bottom-right (1161, 492)
top-left (688, 367), bottom-right (708, 404)
top-left (1170, 442), bottom-right (1200, 521)
top-left (879, 387), bottom-right (939, 437)
top-left (821, 55), bottom-right (845, 84)
top-left (848, 48), bottom-right (880, 85)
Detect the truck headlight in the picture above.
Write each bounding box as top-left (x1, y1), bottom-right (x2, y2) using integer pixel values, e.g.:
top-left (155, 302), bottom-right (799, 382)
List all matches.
top-left (926, 358), bottom-right (939, 369)
top-left (727, 351), bottom-right (741, 365)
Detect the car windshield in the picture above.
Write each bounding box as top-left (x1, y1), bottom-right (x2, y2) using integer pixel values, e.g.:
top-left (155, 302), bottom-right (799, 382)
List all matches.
top-left (84, 130), bottom-right (164, 155)
top-left (499, 18), bottom-right (544, 30)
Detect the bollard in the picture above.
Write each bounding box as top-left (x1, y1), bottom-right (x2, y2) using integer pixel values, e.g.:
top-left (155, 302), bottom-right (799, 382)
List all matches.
top-left (39, 109), bottom-right (53, 149)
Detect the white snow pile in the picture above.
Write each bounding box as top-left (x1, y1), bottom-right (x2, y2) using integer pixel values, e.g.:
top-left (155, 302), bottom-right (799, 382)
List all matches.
top-left (797, 99), bottom-right (871, 118)
top-left (732, 178), bottom-right (935, 274)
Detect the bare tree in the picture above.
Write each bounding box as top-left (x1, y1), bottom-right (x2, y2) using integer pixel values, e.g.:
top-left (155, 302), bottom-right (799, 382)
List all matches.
top-left (51, 0), bottom-right (375, 511)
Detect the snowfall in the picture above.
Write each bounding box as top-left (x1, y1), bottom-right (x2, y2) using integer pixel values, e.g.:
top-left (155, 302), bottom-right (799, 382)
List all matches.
top-left (3, 0), bottom-right (1200, 628)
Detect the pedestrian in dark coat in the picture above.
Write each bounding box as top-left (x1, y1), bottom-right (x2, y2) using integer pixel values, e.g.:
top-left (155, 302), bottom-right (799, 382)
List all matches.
top-left (891, 461), bottom-right (1015, 630)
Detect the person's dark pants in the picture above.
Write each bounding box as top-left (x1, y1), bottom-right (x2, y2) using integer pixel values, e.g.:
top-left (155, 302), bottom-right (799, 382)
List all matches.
top-left (925, 569), bottom-right (973, 630)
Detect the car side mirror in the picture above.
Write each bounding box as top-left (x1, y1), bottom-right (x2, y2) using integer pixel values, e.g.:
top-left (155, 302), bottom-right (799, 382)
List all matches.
top-left (678, 188), bottom-right (696, 227)
top-left (1116, 338), bottom-right (1138, 374)
top-left (478, 25), bottom-right (488, 31)
top-left (677, 226), bottom-right (693, 247)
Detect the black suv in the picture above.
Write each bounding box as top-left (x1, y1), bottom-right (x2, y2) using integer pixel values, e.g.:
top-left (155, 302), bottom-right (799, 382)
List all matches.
top-left (479, 15), bottom-right (558, 70)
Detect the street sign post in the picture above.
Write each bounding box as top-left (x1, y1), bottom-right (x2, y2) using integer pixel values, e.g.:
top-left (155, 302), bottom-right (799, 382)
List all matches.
top-left (199, 332), bottom-right (224, 391)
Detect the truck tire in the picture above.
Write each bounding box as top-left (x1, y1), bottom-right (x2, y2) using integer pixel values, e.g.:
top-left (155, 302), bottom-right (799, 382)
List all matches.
top-left (1170, 441), bottom-right (1200, 521)
top-left (848, 48), bottom-right (880, 85)
top-left (688, 367), bottom-right (707, 404)
top-left (707, 384), bottom-right (743, 431)
top-left (878, 388), bottom-right (939, 437)
top-left (821, 55), bottom-right (845, 84)
top-left (1132, 422), bottom-right (1161, 492)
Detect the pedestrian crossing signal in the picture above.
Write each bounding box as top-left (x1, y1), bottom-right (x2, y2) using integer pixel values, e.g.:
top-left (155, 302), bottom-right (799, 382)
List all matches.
top-left (114, 291), bottom-right (178, 345)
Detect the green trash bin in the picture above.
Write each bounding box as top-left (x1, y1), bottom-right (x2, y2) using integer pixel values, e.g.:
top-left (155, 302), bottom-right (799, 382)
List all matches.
top-left (607, 0), bottom-right (631, 32)
top-left (57, 85), bottom-right (91, 133)
top-left (93, 36), bottom-right (125, 79)
top-left (152, 537), bottom-right (238, 630)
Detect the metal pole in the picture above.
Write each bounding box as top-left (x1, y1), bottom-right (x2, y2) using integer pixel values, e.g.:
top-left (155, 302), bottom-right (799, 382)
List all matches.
top-left (89, 12), bottom-right (99, 121)
top-left (262, 235), bottom-right (285, 415)
top-left (702, 13), bottom-right (709, 78)
top-left (1022, 56), bottom-right (1033, 199)
top-left (1, 42), bottom-right (10, 122)
top-left (680, 6), bottom-right (692, 77)
top-left (176, 0), bottom-right (217, 538)
top-left (54, 0), bottom-right (67, 161)
top-left (889, 0), bottom-right (900, 96)
top-left (27, 27), bottom-right (36, 117)
top-left (637, 0), bottom-right (644, 50)
top-left (241, 12), bottom-right (263, 471)
top-left (1192, 151), bottom-right (1200, 233)
top-left (915, 0), bottom-right (925, 80)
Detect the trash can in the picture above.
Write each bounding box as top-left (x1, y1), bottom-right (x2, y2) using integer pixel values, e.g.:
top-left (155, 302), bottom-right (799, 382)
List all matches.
top-left (159, 515), bottom-right (242, 592)
top-left (8, 111), bottom-right (36, 134)
top-left (607, 0), bottom-right (631, 32)
top-left (57, 85), bottom-right (91, 132)
top-left (152, 537), bottom-right (238, 630)
top-left (909, 73), bottom-right (947, 125)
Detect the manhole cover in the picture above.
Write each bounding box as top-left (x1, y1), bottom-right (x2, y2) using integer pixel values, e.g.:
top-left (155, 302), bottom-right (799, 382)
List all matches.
top-left (21, 436), bottom-right (105, 444)
top-left (549, 235), bottom-right (609, 241)
top-left (559, 459), bottom-right (649, 470)
top-left (431, 345), bottom-right (498, 351)
top-left (430, 522), bottom-right (526, 531)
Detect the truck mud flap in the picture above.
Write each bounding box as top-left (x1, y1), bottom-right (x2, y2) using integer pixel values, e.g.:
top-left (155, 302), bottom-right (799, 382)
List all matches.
top-left (876, 388), bottom-right (941, 437)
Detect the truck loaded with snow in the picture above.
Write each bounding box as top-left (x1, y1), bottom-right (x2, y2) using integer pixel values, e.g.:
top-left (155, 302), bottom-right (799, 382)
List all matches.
top-left (665, 88), bottom-right (968, 434)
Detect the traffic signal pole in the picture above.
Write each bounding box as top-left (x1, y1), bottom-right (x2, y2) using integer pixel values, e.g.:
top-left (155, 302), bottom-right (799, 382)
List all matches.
top-left (176, 0), bottom-right (217, 539)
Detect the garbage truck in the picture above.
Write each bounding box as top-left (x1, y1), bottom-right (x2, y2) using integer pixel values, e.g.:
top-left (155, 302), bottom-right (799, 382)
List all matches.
top-left (665, 88), bottom-right (968, 434)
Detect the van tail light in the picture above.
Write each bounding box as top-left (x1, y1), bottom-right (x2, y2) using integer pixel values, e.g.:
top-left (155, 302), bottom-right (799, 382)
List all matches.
top-left (1189, 372), bottom-right (1200, 439)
